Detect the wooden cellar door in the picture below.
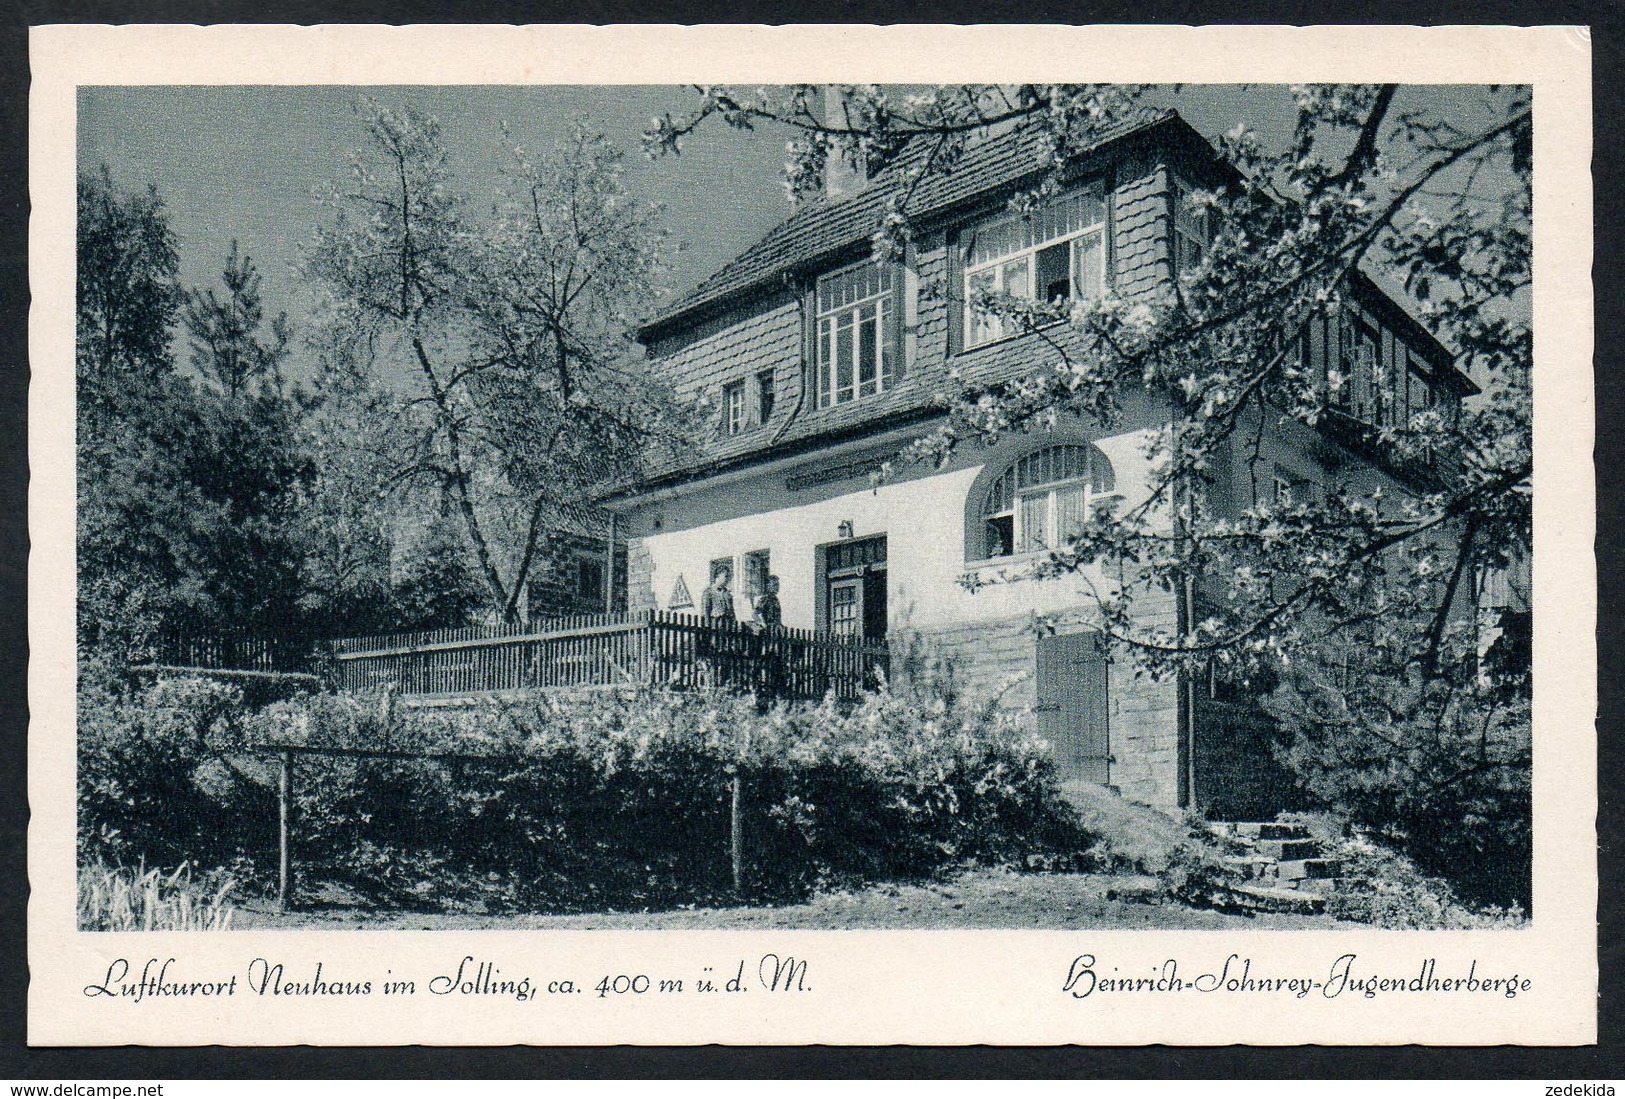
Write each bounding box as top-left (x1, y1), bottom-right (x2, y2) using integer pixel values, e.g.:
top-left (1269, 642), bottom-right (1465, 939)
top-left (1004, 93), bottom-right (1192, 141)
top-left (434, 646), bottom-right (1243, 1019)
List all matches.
top-left (1034, 631), bottom-right (1110, 785)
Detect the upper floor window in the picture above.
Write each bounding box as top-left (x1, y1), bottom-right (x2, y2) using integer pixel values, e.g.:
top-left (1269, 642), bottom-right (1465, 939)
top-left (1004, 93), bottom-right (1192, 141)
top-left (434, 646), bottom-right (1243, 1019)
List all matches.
top-left (979, 443), bottom-right (1117, 559)
top-left (816, 260), bottom-right (900, 408)
top-left (723, 379), bottom-right (747, 435)
top-left (964, 190), bottom-right (1106, 348)
top-left (722, 369), bottom-right (779, 437)
top-left (1347, 318), bottom-right (1381, 421)
top-left (756, 369), bottom-right (776, 423)
top-left (1272, 466), bottom-right (1316, 507)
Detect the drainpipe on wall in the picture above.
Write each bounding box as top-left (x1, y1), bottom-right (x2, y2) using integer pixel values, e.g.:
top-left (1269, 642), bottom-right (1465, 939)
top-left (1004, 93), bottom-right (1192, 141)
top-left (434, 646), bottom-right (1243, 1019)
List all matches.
top-left (770, 275), bottom-right (809, 445)
top-left (604, 511), bottom-right (617, 614)
top-left (1171, 419), bottom-right (1196, 812)
top-left (1178, 572), bottom-right (1198, 812)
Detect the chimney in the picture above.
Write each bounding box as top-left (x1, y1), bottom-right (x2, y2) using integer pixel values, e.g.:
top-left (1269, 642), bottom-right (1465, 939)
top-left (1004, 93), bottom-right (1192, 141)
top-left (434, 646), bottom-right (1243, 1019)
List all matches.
top-left (823, 85), bottom-right (867, 199)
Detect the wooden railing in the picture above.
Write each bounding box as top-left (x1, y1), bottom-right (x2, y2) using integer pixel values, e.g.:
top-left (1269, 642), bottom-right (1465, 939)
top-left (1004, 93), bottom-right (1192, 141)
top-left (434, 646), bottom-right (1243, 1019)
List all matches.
top-left (331, 610), bottom-right (889, 701)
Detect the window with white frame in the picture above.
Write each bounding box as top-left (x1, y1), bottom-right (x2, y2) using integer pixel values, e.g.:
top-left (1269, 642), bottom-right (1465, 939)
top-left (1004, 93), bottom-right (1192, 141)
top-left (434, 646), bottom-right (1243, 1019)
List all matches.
top-left (723, 379), bottom-right (747, 435)
top-left (979, 444), bottom-right (1117, 559)
top-left (816, 261), bottom-right (900, 408)
top-left (963, 190), bottom-right (1107, 349)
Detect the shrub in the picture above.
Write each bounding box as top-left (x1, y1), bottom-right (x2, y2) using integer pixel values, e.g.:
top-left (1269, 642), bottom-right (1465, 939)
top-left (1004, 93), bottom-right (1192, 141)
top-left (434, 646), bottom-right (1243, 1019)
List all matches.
top-left (220, 685), bottom-right (1091, 911)
top-left (77, 676), bottom-right (273, 871)
top-left (1266, 667), bottom-right (1531, 911)
top-left (79, 672), bottom-right (1093, 913)
top-left (78, 861), bottom-right (239, 931)
top-left (1279, 816), bottom-right (1527, 929)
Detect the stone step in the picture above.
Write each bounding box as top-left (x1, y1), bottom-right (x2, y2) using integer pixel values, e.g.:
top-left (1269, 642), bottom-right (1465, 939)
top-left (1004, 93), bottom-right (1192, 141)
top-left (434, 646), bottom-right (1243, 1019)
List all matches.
top-left (1232, 821), bottom-right (1311, 841)
top-left (1104, 878), bottom-right (1165, 903)
top-left (1221, 855), bottom-right (1278, 880)
top-left (1228, 883), bottom-right (1327, 915)
top-left (1275, 858), bottom-right (1343, 881)
top-left (1253, 838), bottom-right (1321, 861)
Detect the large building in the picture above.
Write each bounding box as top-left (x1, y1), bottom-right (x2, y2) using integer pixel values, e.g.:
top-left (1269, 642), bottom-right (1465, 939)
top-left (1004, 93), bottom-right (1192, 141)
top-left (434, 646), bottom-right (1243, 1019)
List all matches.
top-left (601, 107), bottom-right (1476, 817)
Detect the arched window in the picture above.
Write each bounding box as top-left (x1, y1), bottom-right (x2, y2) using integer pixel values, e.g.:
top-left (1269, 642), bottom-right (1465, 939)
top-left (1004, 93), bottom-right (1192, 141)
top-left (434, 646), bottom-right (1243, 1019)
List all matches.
top-left (979, 443), bottom-right (1116, 559)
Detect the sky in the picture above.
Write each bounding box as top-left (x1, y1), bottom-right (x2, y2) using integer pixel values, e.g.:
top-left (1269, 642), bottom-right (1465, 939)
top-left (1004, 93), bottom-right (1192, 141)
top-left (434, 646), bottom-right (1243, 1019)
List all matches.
top-left (79, 85), bottom-right (801, 376)
top-left (77, 84), bottom-right (1492, 379)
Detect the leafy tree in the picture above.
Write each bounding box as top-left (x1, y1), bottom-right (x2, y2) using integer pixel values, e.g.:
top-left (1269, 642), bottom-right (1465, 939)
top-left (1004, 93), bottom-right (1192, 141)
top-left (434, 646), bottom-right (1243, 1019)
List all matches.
top-left (77, 165), bottom-right (182, 386)
top-left (76, 167), bottom-right (200, 655)
top-left (304, 100), bottom-right (691, 623)
top-left (650, 85), bottom-right (1533, 903)
top-left (290, 332), bottom-right (405, 638)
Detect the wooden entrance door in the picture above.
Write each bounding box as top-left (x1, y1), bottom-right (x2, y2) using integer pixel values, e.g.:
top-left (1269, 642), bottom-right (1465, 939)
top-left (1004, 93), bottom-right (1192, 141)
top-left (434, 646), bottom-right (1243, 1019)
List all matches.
top-left (1034, 632), bottom-right (1110, 784)
top-left (824, 535), bottom-right (888, 639)
top-left (829, 577), bottom-right (864, 636)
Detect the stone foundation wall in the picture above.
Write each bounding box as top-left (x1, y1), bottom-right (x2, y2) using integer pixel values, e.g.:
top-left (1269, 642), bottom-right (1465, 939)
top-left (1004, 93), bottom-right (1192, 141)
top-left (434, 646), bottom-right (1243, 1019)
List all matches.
top-left (901, 593), bottom-right (1184, 813)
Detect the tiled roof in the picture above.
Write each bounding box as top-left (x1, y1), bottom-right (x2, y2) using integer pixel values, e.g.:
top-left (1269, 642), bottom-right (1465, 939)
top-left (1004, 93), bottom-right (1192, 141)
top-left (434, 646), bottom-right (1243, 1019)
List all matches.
top-left (639, 109), bottom-right (1178, 339)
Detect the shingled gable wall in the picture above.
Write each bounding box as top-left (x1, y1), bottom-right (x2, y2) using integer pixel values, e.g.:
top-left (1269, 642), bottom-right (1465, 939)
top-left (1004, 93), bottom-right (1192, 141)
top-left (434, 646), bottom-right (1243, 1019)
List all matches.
top-left (640, 150), bottom-right (1172, 462)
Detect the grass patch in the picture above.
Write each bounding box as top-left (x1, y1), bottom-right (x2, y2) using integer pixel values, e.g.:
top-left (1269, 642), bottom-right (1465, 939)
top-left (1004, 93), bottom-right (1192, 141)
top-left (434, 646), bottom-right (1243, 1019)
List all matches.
top-left (78, 861), bottom-right (240, 931)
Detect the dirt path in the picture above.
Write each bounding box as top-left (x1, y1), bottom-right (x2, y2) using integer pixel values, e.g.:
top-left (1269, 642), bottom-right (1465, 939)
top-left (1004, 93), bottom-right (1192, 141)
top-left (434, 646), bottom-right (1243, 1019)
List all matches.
top-left (232, 867), bottom-right (1344, 931)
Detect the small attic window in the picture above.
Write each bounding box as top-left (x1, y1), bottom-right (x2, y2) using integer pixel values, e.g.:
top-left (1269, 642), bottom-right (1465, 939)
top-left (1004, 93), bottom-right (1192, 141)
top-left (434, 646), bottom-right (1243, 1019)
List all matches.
top-left (723, 380), bottom-right (747, 435)
top-left (815, 260), bottom-right (901, 408)
top-left (1171, 177), bottom-right (1212, 278)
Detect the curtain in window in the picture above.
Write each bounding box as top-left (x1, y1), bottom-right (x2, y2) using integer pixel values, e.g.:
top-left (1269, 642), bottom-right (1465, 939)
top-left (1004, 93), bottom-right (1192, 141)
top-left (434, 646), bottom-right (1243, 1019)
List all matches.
top-left (983, 443), bottom-right (1116, 557)
top-left (817, 263), bottom-right (897, 407)
top-left (965, 191), bottom-right (1104, 267)
top-left (1053, 482), bottom-right (1088, 542)
top-left (1018, 492), bottom-right (1049, 552)
top-left (1073, 230), bottom-right (1104, 301)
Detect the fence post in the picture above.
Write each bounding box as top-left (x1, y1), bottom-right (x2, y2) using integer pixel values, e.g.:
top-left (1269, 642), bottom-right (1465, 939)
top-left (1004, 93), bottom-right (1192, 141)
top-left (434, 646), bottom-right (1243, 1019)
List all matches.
top-left (729, 719), bottom-right (750, 898)
top-left (379, 687), bottom-right (394, 752)
top-left (277, 749), bottom-right (295, 913)
top-left (729, 768), bottom-right (744, 898)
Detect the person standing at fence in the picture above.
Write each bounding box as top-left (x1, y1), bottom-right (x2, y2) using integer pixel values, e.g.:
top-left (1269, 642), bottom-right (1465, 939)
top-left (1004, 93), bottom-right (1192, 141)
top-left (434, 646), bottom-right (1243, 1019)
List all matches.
top-left (702, 564), bottom-right (736, 622)
top-left (751, 574), bottom-right (786, 697)
top-left (751, 575), bottom-right (782, 630)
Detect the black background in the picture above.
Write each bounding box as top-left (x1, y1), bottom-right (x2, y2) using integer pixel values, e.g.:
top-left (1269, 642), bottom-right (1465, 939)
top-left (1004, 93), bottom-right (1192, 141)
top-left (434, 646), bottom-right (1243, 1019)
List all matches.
top-left (0, 0), bottom-right (1616, 1079)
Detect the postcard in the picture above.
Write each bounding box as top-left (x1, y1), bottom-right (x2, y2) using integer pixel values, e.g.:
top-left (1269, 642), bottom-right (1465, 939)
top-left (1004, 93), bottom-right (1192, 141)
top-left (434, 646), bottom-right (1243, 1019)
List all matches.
top-left (28, 23), bottom-right (1595, 1045)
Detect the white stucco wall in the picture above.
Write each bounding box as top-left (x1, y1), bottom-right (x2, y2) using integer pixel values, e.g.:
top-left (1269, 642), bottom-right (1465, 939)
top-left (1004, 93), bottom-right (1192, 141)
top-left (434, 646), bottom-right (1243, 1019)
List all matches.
top-left (622, 418), bottom-right (1168, 634)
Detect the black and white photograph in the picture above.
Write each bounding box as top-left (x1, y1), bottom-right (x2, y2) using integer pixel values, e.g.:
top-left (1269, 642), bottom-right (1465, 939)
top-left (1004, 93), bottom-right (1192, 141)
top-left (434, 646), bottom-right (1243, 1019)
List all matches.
top-left (71, 76), bottom-right (1535, 931)
top-left (26, 22), bottom-right (1595, 1049)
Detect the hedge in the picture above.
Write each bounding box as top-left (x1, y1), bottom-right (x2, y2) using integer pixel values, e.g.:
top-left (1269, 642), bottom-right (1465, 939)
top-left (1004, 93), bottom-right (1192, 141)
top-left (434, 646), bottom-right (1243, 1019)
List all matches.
top-left (79, 679), bottom-right (1093, 912)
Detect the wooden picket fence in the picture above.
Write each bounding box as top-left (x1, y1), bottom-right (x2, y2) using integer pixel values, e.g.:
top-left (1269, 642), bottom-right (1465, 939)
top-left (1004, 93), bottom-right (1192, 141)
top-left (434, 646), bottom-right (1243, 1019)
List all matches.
top-left (330, 610), bottom-right (889, 701)
top-left (146, 630), bottom-right (329, 681)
